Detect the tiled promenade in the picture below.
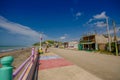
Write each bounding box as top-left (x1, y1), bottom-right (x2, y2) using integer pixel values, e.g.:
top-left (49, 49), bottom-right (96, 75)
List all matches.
top-left (38, 52), bottom-right (102, 80)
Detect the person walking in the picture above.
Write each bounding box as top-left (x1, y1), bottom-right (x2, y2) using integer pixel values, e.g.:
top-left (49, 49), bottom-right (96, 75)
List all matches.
top-left (45, 45), bottom-right (49, 53)
top-left (39, 48), bottom-right (43, 54)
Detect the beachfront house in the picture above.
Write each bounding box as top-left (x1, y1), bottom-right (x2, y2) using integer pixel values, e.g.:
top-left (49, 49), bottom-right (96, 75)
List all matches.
top-left (64, 42), bottom-right (68, 48)
top-left (68, 41), bottom-right (79, 49)
top-left (63, 41), bottom-right (79, 49)
top-left (80, 34), bottom-right (108, 51)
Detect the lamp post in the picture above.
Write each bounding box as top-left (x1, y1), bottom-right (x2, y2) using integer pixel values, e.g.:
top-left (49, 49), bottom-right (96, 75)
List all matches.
top-left (39, 33), bottom-right (42, 49)
top-left (106, 17), bottom-right (111, 52)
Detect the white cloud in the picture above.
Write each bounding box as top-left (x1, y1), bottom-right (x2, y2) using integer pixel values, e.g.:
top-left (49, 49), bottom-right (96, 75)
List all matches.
top-left (93, 11), bottom-right (107, 19)
top-left (86, 18), bottom-right (94, 24)
top-left (86, 11), bottom-right (108, 27)
top-left (76, 12), bottom-right (82, 17)
top-left (0, 16), bottom-right (40, 37)
top-left (60, 34), bottom-right (68, 40)
top-left (88, 19), bottom-right (93, 23)
top-left (0, 16), bottom-right (48, 45)
top-left (75, 12), bottom-right (82, 20)
top-left (60, 36), bottom-right (66, 40)
top-left (94, 21), bottom-right (106, 27)
top-left (70, 8), bottom-right (82, 20)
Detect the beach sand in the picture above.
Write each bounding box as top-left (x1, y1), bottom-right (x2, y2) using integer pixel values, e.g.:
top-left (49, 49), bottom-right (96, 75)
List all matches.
top-left (0, 48), bottom-right (31, 69)
top-left (0, 48), bottom-right (32, 79)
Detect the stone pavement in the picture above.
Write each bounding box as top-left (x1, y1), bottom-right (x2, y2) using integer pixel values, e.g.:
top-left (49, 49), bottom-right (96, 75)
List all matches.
top-left (38, 52), bottom-right (102, 80)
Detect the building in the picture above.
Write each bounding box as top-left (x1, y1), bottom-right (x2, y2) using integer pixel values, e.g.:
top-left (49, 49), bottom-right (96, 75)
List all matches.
top-left (80, 34), bottom-right (108, 51)
top-left (64, 41), bottom-right (79, 49)
top-left (68, 41), bottom-right (78, 49)
top-left (64, 42), bottom-right (68, 48)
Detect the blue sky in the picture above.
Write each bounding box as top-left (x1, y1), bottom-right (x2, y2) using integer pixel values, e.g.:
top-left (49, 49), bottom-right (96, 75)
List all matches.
top-left (0, 0), bottom-right (120, 45)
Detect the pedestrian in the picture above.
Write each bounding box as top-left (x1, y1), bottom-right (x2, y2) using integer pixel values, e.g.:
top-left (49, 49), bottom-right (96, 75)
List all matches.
top-left (39, 48), bottom-right (43, 54)
top-left (45, 45), bottom-right (49, 53)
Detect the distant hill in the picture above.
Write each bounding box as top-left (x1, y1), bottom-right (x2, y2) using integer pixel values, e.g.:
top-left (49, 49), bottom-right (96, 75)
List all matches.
top-left (33, 40), bottom-right (62, 46)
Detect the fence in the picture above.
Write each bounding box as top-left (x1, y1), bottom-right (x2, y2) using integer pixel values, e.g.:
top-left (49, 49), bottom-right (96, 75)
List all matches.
top-left (0, 47), bottom-right (39, 80)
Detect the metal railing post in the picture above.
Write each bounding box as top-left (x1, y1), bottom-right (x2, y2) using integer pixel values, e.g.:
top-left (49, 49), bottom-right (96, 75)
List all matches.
top-left (31, 47), bottom-right (35, 62)
top-left (0, 56), bottom-right (14, 80)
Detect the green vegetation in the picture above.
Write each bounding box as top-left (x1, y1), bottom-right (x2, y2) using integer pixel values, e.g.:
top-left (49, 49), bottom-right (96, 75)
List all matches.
top-left (106, 42), bottom-right (119, 55)
top-left (33, 42), bottom-right (45, 46)
top-left (33, 40), bottom-right (63, 47)
top-left (93, 42), bottom-right (118, 55)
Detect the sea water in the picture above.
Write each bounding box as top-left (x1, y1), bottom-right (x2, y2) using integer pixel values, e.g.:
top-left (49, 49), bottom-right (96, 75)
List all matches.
top-left (0, 46), bottom-right (27, 53)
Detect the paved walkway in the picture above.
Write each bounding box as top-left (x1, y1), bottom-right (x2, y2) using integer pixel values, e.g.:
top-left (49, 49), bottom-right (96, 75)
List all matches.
top-left (50, 48), bottom-right (120, 80)
top-left (38, 51), bottom-right (102, 80)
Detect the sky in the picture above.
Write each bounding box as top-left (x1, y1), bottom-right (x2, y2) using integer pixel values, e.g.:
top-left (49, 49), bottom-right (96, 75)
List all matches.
top-left (0, 0), bottom-right (120, 46)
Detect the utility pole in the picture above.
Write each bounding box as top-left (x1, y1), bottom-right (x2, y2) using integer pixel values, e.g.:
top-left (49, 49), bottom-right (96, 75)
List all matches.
top-left (113, 20), bottom-right (118, 56)
top-left (106, 17), bottom-right (111, 52)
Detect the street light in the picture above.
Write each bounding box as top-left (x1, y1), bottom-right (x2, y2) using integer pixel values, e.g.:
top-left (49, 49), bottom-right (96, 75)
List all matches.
top-left (106, 17), bottom-right (111, 52)
top-left (39, 32), bottom-right (43, 49)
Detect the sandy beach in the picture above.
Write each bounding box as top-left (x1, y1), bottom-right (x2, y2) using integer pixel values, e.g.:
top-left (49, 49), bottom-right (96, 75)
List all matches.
top-left (0, 48), bottom-right (31, 69)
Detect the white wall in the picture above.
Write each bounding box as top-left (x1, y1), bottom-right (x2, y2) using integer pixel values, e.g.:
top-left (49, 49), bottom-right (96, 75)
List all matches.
top-left (68, 41), bottom-right (78, 49)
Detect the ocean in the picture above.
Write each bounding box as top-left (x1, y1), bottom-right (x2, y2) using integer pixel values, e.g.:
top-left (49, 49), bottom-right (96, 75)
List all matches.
top-left (0, 46), bottom-right (28, 53)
